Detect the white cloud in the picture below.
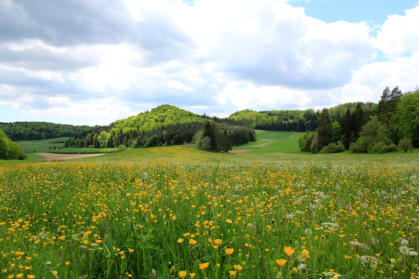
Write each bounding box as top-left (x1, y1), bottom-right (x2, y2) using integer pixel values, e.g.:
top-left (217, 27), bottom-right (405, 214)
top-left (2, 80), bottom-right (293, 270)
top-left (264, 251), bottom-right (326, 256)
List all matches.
top-left (377, 5), bottom-right (419, 57)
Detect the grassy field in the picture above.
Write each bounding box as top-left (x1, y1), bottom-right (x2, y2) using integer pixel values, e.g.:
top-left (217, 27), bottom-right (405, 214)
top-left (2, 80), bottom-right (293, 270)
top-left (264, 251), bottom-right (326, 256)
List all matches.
top-left (1, 132), bottom-right (418, 279)
top-left (233, 131), bottom-right (302, 154)
top-left (17, 137), bottom-right (69, 153)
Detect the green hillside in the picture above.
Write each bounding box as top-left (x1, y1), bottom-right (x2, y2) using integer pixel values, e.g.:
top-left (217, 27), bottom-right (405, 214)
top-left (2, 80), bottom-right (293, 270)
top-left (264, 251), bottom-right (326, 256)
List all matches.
top-left (67, 105), bottom-right (255, 149)
top-left (0, 129), bottom-right (26, 160)
top-left (112, 104), bottom-right (205, 132)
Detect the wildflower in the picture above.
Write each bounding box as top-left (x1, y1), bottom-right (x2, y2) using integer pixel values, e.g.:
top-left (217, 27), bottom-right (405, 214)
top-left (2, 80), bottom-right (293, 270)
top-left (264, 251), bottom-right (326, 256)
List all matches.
top-left (229, 270), bottom-right (237, 276)
top-left (189, 239), bottom-right (197, 245)
top-left (178, 238), bottom-right (184, 244)
top-left (214, 239), bottom-right (222, 245)
top-left (302, 249), bottom-right (310, 259)
top-left (399, 246), bottom-right (409, 255)
top-left (284, 246), bottom-right (295, 256)
top-left (225, 248), bottom-right (234, 255)
top-left (128, 248), bottom-right (134, 253)
top-left (17, 274), bottom-right (23, 279)
top-left (400, 239), bottom-right (409, 246)
top-left (408, 251), bottom-right (418, 257)
top-left (199, 262), bottom-right (209, 270)
top-left (233, 265), bottom-right (243, 271)
top-left (189, 273), bottom-right (196, 278)
top-left (298, 263), bottom-right (307, 271)
top-left (27, 276), bottom-right (35, 279)
top-left (226, 219), bottom-right (233, 224)
top-left (178, 271), bottom-right (187, 278)
top-left (276, 259), bottom-right (287, 266)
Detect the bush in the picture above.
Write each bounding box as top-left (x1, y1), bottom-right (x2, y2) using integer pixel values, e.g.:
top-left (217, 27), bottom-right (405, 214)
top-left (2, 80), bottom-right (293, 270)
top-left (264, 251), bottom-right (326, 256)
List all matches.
top-left (310, 133), bottom-right (319, 153)
top-left (349, 137), bottom-right (370, 153)
top-left (318, 142), bottom-right (345, 154)
top-left (398, 138), bottom-right (413, 152)
top-left (197, 136), bottom-right (211, 151)
top-left (298, 132), bottom-right (314, 152)
top-left (336, 142), bottom-right (345, 152)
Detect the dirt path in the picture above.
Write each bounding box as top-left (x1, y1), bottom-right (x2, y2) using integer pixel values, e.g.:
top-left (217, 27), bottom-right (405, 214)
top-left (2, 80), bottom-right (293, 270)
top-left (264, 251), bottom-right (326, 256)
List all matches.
top-left (229, 149), bottom-right (253, 154)
top-left (37, 153), bottom-right (104, 161)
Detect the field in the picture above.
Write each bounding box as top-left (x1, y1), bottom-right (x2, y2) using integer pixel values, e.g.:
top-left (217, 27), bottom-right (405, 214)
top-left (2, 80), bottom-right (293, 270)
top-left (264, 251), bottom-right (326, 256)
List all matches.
top-left (233, 131), bottom-right (302, 154)
top-left (17, 138), bottom-right (69, 153)
top-left (0, 133), bottom-right (418, 279)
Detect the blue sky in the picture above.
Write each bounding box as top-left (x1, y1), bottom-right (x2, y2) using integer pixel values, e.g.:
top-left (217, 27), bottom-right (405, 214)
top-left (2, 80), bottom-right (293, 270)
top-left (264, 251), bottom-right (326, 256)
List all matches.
top-left (294, 0), bottom-right (419, 24)
top-left (1, 0), bottom-right (419, 125)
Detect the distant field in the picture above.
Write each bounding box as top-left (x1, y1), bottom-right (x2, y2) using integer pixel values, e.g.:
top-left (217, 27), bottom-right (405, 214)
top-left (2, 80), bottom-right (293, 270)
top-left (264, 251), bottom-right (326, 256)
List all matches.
top-left (233, 130), bottom-right (303, 154)
top-left (52, 147), bottom-right (120, 154)
top-left (17, 137), bottom-right (69, 153)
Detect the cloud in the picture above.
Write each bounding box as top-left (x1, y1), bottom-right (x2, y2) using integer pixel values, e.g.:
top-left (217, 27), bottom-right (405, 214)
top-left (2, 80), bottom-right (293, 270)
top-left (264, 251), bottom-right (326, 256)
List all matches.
top-left (377, 5), bottom-right (419, 57)
top-left (0, 0), bottom-right (418, 124)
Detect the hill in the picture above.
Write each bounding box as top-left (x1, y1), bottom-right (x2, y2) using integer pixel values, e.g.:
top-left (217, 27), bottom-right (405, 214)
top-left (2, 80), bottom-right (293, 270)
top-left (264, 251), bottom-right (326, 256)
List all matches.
top-left (0, 121), bottom-right (94, 141)
top-left (67, 105), bottom-right (255, 149)
top-left (229, 102), bottom-right (377, 132)
top-left (0, 129), bottom-right (26, 160)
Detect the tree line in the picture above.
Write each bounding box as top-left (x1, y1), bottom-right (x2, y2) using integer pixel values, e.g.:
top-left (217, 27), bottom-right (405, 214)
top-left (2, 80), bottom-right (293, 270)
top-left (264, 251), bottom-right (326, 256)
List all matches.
top-left (0, 122), bottom-right (94, 141)
top-left (0, 129), bottom-right (26, 160)
top-left (229, 103), bottom-right (377, 132)
top-left (299, 87), bottom-right (418, 153)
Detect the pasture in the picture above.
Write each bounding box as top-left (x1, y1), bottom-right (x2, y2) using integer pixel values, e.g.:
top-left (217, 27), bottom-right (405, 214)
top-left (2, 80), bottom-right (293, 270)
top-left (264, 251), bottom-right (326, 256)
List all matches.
top-left (0, 133), bottom-right (418, 278)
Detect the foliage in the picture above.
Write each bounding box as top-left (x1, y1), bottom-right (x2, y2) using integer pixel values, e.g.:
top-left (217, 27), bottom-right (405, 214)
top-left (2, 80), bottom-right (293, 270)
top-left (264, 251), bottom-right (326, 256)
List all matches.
top-left (0, 129), bottom-right (26, 160)
top-left (349, 116), bottom-right (393, 153)
top-left (0, 122), bottom-right (93, 141)
top-left (398, 138), bottom-right (413, 153)
top-left (298, 132), bottom-right (314, 152)
top-left (392, 90), bottom-right (419, 147)
top-left (195, 122), bottom-right (232, 152)
top-left (316, 109), bottom-right (333, 151)
top-left (68, 105), bottom-right (255, 152)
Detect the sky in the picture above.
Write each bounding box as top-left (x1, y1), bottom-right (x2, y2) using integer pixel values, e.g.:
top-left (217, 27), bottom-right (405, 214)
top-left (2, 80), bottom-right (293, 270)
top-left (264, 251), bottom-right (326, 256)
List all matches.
top-left (0, 0), bottom-right (419, 125)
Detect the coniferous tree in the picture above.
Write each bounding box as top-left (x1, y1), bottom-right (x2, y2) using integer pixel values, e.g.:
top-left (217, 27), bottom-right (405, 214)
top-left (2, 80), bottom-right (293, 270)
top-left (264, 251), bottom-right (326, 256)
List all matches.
top-left (316, 109), bottom-right (333, 151)
top-left (340, 109), bottom-right (354, 150)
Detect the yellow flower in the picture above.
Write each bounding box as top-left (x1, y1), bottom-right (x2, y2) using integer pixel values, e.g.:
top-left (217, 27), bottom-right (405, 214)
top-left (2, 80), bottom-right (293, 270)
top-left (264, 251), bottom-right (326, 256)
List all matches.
top-left (276, 259), bottom-right (287, 266)
top-left (302, 249), bottom-right (310, 259)
top-left (128, 248), bottom-right (134, 253)
top-left (214, 239), bottom-right (222, 245)
top-left (284, 246), bottom-right (295, 256)
top-left (17, 274), bottom-right (23, 279)
top-left (27, 276), bottom-right (35, 279)
top-left (178, 271), bottom-right (187, 278)
top-left (189, 273), bottom-right (196, 278)
top-left (332, 275), bottom-right (339, 279)
top-left (189, 239), bottom-right (197, 245)
top-left (225, 248), bottom-right (234, 255)
top-left (178, 238), bottom-right (184, 244)
top-left (199, 262), bottom-right (209, 270)
top-left (229, 270), bottom-right (237, 276)
top-left (64, 261), bottom-right (70, 266)
top-left (233, 265), bottom-right (243, 271)
top-left (226, 219), bottom-right (233, 224)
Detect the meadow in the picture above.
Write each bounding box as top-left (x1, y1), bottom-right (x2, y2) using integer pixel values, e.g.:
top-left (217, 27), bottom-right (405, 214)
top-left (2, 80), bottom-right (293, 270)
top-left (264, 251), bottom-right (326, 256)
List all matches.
top-left (0, 133), bottom-right (418, 279)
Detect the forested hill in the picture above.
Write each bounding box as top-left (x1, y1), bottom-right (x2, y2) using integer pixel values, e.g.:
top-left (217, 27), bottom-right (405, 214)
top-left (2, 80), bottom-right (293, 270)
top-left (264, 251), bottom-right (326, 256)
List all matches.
top-left (229, 102), bottom-right (377, 132)
top-left (0, 122), bottom-right (94, 141)
top-left (67, 105), bottom-right (255, 150)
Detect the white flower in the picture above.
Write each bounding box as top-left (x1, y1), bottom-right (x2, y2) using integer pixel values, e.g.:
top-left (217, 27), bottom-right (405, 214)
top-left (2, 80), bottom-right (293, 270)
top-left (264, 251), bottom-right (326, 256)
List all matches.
top-left (399, 245), bottom-right (409, 255)
top-left (297, 263), bottom-right (307, 271)
top-left (400, 239), bottom-right (409, 246)
top-left (408, 251), bottom-right (418, 257)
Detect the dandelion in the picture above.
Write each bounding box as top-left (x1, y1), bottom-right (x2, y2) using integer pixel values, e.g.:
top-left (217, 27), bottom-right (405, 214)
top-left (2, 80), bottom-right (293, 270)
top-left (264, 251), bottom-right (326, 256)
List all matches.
top-left (233, 265), bottom-right (243, 271)
top-left (189, 273), bottom-right (196, 278)
top-left (408, 251), bottom-right (418, 257)
top-left (225, 248), bottom-right (234, 255)
top-left (302, 249), bottom-right (310, 259)
top-left (199, 262), bottom-right (209, 270)
top-left (276, 259), bottom-right (287, 266)
top-left (214, 239), bottom-right (222, 245)
top-left (189, 239), bottom-right (197, 245)
top-left (177, 238), bottom-right (184, 244)
top-left (178, 271), bottom-right (187, 278)
top-left (284, 246), bottom-right (295, 256)
top-left (399, 246), bottom-right (409, 255)
top-left (229, 270), bottom-right (237, 276)
top-left (27, 276), bottom-right (35, 279)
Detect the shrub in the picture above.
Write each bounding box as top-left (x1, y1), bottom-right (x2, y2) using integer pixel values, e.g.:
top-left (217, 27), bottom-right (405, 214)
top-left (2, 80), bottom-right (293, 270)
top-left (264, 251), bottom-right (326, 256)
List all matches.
top-left (298, 132), bottom-right (314, 152)
top-left (370, 142), bottom-right (397, 153)
top-left (350, 137), bottom-right (370, 153)
top-left (398, 138), bottom-right (413, 153)
top-left (197, 136), bottom-right (211, 151)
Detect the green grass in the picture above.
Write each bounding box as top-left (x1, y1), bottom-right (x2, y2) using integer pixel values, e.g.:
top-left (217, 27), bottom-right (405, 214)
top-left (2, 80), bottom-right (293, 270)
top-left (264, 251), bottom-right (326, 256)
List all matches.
top-left (1, 132), bottom-right (418, 279)
top-left (233, 130), bottom-right (303, 154)
top-left (17, 137), bottom-right (69, 153)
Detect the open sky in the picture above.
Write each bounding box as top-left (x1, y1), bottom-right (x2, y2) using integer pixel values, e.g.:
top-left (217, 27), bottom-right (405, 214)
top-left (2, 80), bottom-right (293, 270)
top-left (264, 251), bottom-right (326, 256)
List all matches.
top-left (1, 0), bottom-right (419, 125)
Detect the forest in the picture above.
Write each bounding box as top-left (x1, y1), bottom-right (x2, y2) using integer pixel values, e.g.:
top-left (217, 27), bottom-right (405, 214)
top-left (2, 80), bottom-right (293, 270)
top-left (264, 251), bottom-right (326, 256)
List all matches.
top-left (66, 105), bottom-right (255, 152)
top-left (228, 102), bottom-right (377, 132)
top-left (0, 122), bottom-right (94, 141)
top-left (298, 88), bottom-right (418, 153)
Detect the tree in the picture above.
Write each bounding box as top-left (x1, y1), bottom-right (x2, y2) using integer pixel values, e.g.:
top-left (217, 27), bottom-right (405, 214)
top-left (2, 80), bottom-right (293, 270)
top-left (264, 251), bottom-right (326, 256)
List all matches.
top-left (339, 109), bottom-right (353, 150)
top-left (378, 86), bottom-right (402, 136)
top-left (316, 109), bottom-right (332, 151)
top-left (352, 103), bottom-right (365, 139)
top-left (393, 90), bottom-right (419, 147)
top-left (331, 121), bottom-right (342, 143)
